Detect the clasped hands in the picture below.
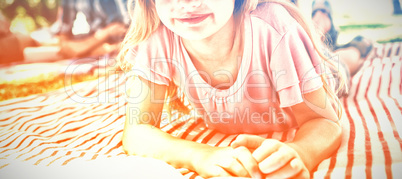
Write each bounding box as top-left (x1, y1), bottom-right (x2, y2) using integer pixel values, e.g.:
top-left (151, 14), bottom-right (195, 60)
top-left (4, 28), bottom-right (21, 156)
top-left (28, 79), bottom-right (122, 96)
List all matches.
top-left (197, 134), bottom-right (310, 178)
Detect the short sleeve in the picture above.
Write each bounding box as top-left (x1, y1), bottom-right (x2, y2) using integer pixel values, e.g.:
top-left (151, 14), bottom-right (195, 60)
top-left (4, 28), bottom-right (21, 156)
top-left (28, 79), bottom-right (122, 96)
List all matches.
top-left (124, 26), bottom-right (174, 86)
top-left (270, 24), bottom-right (329, 107)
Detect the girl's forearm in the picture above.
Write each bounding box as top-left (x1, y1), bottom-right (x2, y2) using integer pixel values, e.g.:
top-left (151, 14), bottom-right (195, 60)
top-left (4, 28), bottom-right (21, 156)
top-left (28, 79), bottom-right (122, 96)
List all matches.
top-left (122, 123), bottom-right (212, 171)
top-left (287, 118), bottom-right (342, 171)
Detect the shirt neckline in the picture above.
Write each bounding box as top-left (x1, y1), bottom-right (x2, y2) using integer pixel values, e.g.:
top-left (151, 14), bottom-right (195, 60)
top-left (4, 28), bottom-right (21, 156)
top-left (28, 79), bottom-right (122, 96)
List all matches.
top-left (178, 13), bottom-right (253, 98)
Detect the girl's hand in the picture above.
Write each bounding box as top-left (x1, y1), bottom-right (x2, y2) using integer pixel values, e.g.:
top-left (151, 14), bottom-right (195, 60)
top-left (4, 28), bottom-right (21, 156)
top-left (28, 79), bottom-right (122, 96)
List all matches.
top-left (194, 146), bottom-right (261, 178)
top-left (231, 135), bottom-right (310, 179)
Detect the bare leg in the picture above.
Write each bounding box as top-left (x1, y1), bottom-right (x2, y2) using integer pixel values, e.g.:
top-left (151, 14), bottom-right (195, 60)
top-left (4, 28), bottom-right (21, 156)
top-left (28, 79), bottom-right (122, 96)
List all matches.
top-left (312, 11), bottom-right (331, 37)
top-left (313, 9), bottom-right (368, 76)
top-left (334, 47), bottom-right (363, 75)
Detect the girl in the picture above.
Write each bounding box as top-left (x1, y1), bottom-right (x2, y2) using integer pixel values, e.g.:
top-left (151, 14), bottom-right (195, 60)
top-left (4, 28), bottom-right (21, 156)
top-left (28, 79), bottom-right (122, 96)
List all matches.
top-left (119, 0), bottom-right (345, 178)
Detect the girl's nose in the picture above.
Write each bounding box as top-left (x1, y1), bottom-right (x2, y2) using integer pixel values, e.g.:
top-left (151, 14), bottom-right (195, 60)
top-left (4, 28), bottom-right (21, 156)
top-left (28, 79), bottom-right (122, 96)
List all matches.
top-left (178, 0), bottom-right (202, 9)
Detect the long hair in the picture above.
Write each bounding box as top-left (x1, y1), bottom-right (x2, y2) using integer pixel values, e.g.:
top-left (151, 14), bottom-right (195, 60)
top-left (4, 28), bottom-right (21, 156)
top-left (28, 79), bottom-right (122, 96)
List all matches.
top-left (117, 0), bottom-right (346, 120)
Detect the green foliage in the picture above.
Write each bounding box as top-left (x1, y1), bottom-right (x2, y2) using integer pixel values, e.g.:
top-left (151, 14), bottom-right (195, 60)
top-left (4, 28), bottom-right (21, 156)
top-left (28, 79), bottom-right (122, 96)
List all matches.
top-left (339, 24), bottom-right (392, 31)
top-left (378, 37), bottom-right (402, 43)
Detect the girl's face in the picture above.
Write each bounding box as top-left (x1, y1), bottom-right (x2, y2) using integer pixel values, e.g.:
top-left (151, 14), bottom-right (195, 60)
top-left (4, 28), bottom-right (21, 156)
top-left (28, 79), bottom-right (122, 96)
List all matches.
top-left (155, 0), bottom-right (236, 40)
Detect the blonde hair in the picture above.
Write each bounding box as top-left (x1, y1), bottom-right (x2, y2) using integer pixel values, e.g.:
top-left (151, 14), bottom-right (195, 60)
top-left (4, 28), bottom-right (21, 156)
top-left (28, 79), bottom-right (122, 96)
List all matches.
top-left (118, 0), bottom-right (346, 120)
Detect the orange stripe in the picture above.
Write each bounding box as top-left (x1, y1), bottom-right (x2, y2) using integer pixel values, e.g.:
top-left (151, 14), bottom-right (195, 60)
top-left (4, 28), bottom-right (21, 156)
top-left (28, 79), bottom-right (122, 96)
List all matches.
top-left (367, 65), bottom-right (393, 178)
top-left (0, 114), bottom-right (31, 128)
top-left (18, 110), bottom-right (64, 131)
top-left (0, 95), bottom-right (38, 108)
top-left (385, 64), bottom-right (402, 150)
top-left (104, 141), bottom-right (122, 155)
top-left (104, 130), bottom-right (123, 151)
top-left (214, 134), bottom-right (230, 147)
top-left (16, 112), bottom-right (109, 155)
top-left (358, 67), bottom-right (376, 179)
top-left (95, 130), bottom-right (122, 154)
top-left (191, 127), bottom-right (208, 142)
top-left (24, 106), bottom-right (77, 132)
top-left (228, 134), bottom-right (240, 146)
top-left (280, 130), bottom-right (288, 142)
top-left (0, 133), bottom-right (24, 149)
top-left (39, 113), bottom-right (105, 136)
top-left (62, 152), bottom-right (86, 165)
top-left (0, 132), bottom-right (19, 146)
top-left (94, 136), bottom-right (110, 154)
top-left (0, 107), bottom-right (43, 122)
top-left (80, 133), bottom-right (106, 151)
top-left (265, 132), bottom-right (274, 139)
top-left (160, 111), bottom-right (180, 129)
top-left (322, 153), bottom-right (337, 179)
top-left (328, 60), bottom-right (370, 178)
top-left (20, 118), bottom-right (118, 160)
top-left (32, 109), bottom-right (77, 133)
top-left (47, 151), bottom-right (72, 166)
top-left (0, 131), bottom-right (11, 138)
top-left (15, 137), bottom-right (47, 159)
top-left (181, 118), bottom-right (203, 139)
top-left (345, 51), bottom-right (376, 178)
top-left (388, 64), bottom-right (402, 112)
top-left (75, 127), bottom-right (116, 150)
top-left (34, 151), bottom-right (58, 165)
top-left (0, 163), bottom-right (9, 170)
top-left (166, 121), bottom-right (186, 134)
top-left (76, 119), bottom-right (121, 152)
top-left (0, 134), bottom-right (39, 155)
top-left (200, 131), bottom-right (217, 144)
top-left (91, 154), bottom-right (98, 160)
top-left (343, 89), bottom-right (357, 179)
top-left (189, 173), bottom-right (197, 179)
top-left (22, 137), bottom-right (75, 161)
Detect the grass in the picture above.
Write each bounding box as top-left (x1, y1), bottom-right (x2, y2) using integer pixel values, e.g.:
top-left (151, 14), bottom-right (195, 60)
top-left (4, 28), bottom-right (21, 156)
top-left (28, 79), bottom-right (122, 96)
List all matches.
top-left (377, 37), bottom-right (402, 43)
top-left (339, 24), bottom-right (393, 31)
top-left (337, 22), bottom-right (402, 44)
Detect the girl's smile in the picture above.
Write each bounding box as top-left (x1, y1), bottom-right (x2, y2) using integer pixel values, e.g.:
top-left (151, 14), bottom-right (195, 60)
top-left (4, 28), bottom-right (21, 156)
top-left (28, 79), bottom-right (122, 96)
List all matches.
top-left (175, 13), bottom-right (212, 27)
top-left (155, 0), bottom-right (235, 40)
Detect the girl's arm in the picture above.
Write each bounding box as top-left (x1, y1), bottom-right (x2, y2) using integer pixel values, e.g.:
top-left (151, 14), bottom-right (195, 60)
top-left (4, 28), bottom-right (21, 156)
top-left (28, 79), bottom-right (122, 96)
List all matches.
top-left (122, 77), bottom-right (259, 178)
top-left (288, 87), bottom-right (342, 171)
top-left (232, 87), bottom-right (342, 178)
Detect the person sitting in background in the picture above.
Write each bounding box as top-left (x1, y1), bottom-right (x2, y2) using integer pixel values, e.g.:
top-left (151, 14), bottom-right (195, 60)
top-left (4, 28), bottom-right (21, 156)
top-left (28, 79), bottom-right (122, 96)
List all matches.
top-left (290, 0), bottom-right (373, 98)
top-left (51, 0), bottom-right (130, 59)
top-left (0, 11), bottom-right (38, 64)
top-left (310, 0), bottom-right (373, 76)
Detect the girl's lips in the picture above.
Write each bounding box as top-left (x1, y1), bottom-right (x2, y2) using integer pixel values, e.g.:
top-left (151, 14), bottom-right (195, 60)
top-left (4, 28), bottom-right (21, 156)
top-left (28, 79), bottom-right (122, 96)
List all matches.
top-left (176, 14), bottom-right (211, 25)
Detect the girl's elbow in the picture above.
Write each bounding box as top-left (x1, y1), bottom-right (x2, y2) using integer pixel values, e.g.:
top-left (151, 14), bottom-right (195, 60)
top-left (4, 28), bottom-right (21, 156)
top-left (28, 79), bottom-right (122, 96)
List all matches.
top-left (122, 134), bottom-right (135, 156)
top-left (330, 119), bottom-right (343, 147)
top-left (121, 128), bottom-right (143, 156)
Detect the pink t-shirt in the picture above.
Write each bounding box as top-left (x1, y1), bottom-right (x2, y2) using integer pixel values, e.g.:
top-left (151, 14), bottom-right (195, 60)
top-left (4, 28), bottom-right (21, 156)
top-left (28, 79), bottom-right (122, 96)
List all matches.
top-left (126, 3), bottom-right (334, 134)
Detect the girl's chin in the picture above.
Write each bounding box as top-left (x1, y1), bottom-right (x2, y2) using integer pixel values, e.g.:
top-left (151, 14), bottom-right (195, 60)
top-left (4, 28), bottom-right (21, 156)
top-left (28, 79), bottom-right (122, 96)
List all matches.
top-left (180, 34), bottom-right (208, 41)
top-left (174, 29), bottom-right (217, 41)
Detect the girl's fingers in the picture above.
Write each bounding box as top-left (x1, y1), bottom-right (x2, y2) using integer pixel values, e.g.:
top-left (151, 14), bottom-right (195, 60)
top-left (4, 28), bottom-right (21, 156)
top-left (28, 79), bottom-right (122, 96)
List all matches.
top-left (252, 139), bottom-right (281, 163)
top-left (234, 146), bottom-right (261, 178)
top-left (216, 156), bottom-right (249, 177)
top-left (258, 146), bottom-right (295, 174)
top-left (292, 160), bottom-right (310, 179)
top-left (263, 158), bottom-right (306, 179)
top-left (208, 165), bottom-right (232, 178)
top-left (231, 134), bottom-right (266, 150)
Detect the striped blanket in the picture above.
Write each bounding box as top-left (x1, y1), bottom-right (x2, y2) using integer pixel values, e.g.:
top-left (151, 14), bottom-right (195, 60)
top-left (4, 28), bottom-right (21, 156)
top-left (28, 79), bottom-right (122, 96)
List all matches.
top-left (0, 42), bottom-right (401, 178)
